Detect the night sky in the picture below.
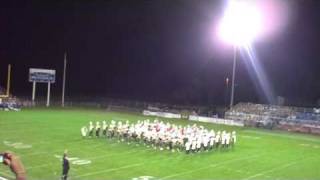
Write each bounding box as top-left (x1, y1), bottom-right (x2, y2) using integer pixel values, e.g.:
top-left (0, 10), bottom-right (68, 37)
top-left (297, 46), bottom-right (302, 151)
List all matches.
top-left (1, 0), bottom-right (320, 106)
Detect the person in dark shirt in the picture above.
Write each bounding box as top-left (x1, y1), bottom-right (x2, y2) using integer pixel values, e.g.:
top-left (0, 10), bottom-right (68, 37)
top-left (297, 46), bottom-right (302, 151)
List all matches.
top-left (61, 152), bottom-right (70, 180)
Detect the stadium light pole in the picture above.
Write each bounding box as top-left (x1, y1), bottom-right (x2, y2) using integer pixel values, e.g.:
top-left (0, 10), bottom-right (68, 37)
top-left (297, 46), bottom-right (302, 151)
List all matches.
top-left (230, 45), bottom-right (237, 108)
top-left (217, 0), bottom-right (263, 108)
top-left (62, 52), bottom-right (67, 107)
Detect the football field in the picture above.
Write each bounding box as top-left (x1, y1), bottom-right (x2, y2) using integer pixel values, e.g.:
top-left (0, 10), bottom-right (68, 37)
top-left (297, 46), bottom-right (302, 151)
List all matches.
top-left (0, 108), bottom-right (319, 180)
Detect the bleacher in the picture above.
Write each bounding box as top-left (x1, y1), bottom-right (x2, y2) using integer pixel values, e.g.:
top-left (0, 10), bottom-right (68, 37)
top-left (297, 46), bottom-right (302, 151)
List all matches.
top-left (0, 97), bottom-right (22, 111)
top-left (225, 102), bottom-right (320, 134)
top-left (0, 86), bottom-right (21, 111)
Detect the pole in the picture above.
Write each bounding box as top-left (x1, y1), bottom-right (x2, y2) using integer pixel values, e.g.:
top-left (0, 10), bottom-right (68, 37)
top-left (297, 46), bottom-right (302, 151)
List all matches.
top-left (6, 64), bottom-right (11, 97)
top-left (62, 52), bottom-right (67, 107)
top-left (32, 81), bottom-right (36, 103)
top-left (47, 82), bottom-right (51, 107)
top-left (225, 77), bottom-right (229, 107)
top-left (230, 45), bottom-right (237, 108)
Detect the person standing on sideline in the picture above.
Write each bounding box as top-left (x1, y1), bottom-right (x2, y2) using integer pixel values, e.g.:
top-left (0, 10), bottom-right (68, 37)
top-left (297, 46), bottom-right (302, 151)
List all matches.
top-left (61, 151), bottom-right (70, 180)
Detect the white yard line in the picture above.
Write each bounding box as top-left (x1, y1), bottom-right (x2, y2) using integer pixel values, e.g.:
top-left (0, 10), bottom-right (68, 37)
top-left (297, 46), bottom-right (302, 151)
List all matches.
top-left (25, 148), bottom-right (146, 171)
top-left (159, 154), bottom-right (262, 180)
top-left (243, 161), bottom-right (297, 180)
top-left (242, 154), bottom-right (320, 180)
top-left (75, 163), bottom-right (143, 178)
top-left (244, 130), bottom-right (320, 143)
top-left (26, 163), bottom-right (52, 170)
top-left (74, 151), bottom-right (177, 178)
top-left (240, 135), bottom-right (261, 139)
top-left (0, 171), bottom-right (15, 179)
top-left (23, 151), bottom-right (48, 157)
top-left (88, 149), bottom-right (140, 160)
top-left (220, 166), bottom-right (250, 175)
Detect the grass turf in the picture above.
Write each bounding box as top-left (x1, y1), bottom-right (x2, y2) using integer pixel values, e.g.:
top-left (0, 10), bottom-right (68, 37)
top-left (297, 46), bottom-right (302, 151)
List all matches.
top-left (0, 107), bottom-right (319, 180)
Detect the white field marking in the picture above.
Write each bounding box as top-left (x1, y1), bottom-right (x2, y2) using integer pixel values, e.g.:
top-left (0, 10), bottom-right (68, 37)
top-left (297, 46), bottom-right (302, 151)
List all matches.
top-left (300, 143), bottom-right (311, 147)
top-left (0, 177), bottom-right (8, 180)
top-left (241, 150), bottom-right (319, 180)
top-left (87, 149), bottom-right (140, 160)
top-left (25, 161), bottom-right (63, 172)
top-left (159, 154), bottom-right (262, 180)
top-left (244, 130), bottom-right (320, 143)
top-left (243, 161), bottom-right (298, 180)
top-left (72, 160), bottom-right (92, 165)
top-left (75, 163), bottom-right (143, 178)
top-left (20, 138), bottom-right (117, 155)
top-left (0, 171), bottom-right (14, 179)
top-left (112, 117), bottom-right (129, 121)
top-left (75, 150), bottom-right (178, 178)
top-left (50, 146), bottom-right (140, 161)
top-left (3, 140), bottom-right (32, 149)
top-left (0, 125), bottom-right (75, 132)
top-left (221, 167), bottom-right (251, 175)
top-left (132, 175), bottom-right (155, 180)
top-left (26, 163), bottom-right (52, 170)
top-left (240, 135), bottom-right (261, 140)
top-left (89, 141), bottom-right (113, 148)
top-left (0, 129), bottom-right (36, 134)
top-left (51, 148), bottom-right (146, 168)
top-left (77, 141), bottom-right (155, 161)
top-left (22, 151), bottom-right (48, 157)
top-left (54, 148), bottom-right (142, 162)
top-left (24, 149), bottom-right (68, 158)
top-left (35, 136), bottom-right (121, 149)
top-left (26, 155), bottom-right (85, 171)
top-left (86, 148), bottom-right (154, 164)
top-left (219, 166), bottom-right (250, 176)
top-left (35, 138), bottom-right (99, 149)
top-left (299, 144), bottom-right (319, 149)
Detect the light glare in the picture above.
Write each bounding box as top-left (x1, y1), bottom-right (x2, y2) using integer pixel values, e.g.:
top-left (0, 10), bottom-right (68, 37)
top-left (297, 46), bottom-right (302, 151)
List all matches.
top-left (218, 1), bottom-right (263, 46)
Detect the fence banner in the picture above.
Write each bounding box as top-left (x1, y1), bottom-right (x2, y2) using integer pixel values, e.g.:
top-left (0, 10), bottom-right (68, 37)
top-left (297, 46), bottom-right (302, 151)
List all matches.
top-left (189, 115), bottom-right (244, 127)
top-left (143, 110), bottom-right (181, 119)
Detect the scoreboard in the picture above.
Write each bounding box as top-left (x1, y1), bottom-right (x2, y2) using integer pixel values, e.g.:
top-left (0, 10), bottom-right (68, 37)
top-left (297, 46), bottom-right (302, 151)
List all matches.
top-left (29, 68), bottom-right (56, 83)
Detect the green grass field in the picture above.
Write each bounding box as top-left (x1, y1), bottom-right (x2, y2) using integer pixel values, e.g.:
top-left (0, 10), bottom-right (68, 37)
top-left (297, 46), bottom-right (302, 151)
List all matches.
top-left (0, 108), bottom-right (320, 180)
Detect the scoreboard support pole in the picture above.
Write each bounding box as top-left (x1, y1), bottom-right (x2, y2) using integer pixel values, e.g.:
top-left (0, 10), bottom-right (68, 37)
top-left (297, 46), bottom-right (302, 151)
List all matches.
top-left (32, 81), bottom-right (36, 103)
top-left (46, 82), bottom-right (51, 107)
top-left (62, 52), bottom-right (67, 107)
top-left (6, 64), bottom-right (11, 97)
top-left (29, 68), bottom-right (55, 107)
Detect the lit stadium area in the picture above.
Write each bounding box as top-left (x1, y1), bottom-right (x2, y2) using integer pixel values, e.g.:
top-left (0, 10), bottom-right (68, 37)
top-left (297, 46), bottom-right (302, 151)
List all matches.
top-left (0, 106), bottom-right (320, 179)
top-left (1, 0), bottom-right (320, 179)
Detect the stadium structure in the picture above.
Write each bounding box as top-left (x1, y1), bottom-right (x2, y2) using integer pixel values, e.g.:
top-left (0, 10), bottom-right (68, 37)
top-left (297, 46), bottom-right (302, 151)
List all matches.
top-left (1, 91), bottom-right (320, 179)
top-left (1, 1), bottom-right (320, 180)
top-left (1, 63), bottom-right (320, 180)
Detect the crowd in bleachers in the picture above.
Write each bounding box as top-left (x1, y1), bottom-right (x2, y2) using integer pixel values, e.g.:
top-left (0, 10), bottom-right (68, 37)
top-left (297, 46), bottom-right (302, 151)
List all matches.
top-left (225, 103), bottom-right (320, 128)
top-left (0, 97), bottom-right (21, 111)
top-left (81, 119), bottom-right (236, 154)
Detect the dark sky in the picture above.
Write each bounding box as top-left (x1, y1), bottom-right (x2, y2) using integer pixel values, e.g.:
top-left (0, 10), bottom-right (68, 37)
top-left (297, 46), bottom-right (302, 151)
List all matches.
top-left (1, 0), bottom-right (320, 106)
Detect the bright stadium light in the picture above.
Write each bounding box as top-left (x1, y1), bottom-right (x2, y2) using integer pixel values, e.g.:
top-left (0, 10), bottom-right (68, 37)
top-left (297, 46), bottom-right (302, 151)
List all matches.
top-left (218, 0), bottom-right (263, 46)
top-left (217, 0), bottom-right (264, 108)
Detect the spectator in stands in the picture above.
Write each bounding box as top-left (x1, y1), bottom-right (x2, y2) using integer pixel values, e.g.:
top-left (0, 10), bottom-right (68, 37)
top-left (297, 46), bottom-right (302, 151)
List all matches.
top-left (2, 151), bottom-right (26, 180)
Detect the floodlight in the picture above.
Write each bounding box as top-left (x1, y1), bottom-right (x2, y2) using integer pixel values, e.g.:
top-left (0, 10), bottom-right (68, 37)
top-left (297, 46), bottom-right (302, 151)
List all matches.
top-left (218, 0), bottom-right (263, 46)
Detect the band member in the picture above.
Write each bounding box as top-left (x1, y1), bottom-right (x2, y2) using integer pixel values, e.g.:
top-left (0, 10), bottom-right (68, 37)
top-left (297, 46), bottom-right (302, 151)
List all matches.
top-left (81, 126), bottom-right (88, 137)
top-left (102, 121), bottom-right (108, 136)
top-left (95, 121), bottom-right (101, 137)
top-left (88, 121), bottom-right (94, 137)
